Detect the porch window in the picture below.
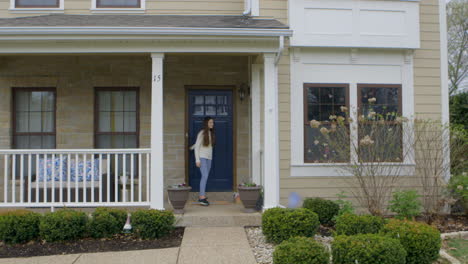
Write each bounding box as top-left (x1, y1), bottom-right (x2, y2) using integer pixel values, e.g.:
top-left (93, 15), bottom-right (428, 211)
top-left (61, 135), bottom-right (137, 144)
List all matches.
top-left (13, 88), bottom-right (56, 149)
top-left (95, 88), bottom-right (139, 149)
top-left (14, 0), bottom-right (59, 8)
top-left (303, 84), bottom-right (349, 163)
top-left (357, 84), bottom-right (402, 162)
top-left (96, 0), bottom-right (140, 8)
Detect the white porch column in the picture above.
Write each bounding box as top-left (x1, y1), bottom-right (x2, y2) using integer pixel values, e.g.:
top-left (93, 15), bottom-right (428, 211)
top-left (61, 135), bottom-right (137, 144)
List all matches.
top-left (251, 64), bottom-right (262, 186)
top-left (263, 53), bottom-right (280, 209)
top-left (150, 53), bottom-right (165, 210)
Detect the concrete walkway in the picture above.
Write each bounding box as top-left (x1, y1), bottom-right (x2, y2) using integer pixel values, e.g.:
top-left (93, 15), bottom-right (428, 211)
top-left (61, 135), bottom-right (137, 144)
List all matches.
top-left (0, 227), bottom-right (257, 264)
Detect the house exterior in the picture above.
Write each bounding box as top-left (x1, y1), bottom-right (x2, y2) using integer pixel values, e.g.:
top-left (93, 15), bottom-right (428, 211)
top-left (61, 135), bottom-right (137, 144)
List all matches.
top-left (0, 0), bottom-right (449, 211)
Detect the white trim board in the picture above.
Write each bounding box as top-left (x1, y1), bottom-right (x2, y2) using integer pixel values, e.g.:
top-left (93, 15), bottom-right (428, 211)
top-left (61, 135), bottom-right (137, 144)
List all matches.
top-left (290, 48), bottom-right (415, 177)
top-left (0, 37), bottom-right (281, 54)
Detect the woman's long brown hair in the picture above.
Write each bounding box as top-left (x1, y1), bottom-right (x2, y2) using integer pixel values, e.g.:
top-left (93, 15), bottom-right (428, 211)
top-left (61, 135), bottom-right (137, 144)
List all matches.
top-left (202, 116), bottom-right (215, 147)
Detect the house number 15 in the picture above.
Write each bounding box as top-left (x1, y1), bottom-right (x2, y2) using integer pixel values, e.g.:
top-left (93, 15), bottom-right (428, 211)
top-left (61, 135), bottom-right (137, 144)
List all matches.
top-left (153, 74), bottom-right (161, 82)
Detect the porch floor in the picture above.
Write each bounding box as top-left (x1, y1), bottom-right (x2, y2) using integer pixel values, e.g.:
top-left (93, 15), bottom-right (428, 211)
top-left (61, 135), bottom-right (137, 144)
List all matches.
top-left (175, 203), bottom-right (261, 227)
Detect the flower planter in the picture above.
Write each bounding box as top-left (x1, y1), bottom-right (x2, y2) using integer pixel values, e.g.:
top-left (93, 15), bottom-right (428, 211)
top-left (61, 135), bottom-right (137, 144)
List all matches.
top-left (238, 185), bottom-right (262, 213)
top-left (167, 186), bottom-right (192, 214)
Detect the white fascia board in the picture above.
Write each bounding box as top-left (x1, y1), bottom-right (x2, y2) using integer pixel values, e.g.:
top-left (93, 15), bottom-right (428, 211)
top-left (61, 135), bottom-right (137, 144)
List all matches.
top-left (0, 27), bottom-right (292, 37)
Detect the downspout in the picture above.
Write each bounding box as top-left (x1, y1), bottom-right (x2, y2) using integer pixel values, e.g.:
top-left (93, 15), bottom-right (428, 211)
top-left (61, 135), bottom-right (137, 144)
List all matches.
top-left (275, 35), bottom-right (284, 65)
top-left (243, 0), bottom-right (251, 16)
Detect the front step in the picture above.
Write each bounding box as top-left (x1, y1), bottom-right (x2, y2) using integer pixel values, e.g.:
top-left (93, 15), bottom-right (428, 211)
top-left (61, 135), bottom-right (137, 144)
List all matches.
top-left (175, 203), bottom-right (261, 227)
top-left (188, 192), bottom-right (236, 203)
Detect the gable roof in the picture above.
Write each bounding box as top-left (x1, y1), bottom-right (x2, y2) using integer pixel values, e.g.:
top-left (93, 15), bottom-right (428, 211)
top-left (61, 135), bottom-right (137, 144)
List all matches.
top-left (0, 14), bottom-right (288, 29)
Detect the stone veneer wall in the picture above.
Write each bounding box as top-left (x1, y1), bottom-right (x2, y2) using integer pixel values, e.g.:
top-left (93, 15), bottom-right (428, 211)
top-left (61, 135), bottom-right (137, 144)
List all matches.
top-left (0, 54), bottom-right (250, 202)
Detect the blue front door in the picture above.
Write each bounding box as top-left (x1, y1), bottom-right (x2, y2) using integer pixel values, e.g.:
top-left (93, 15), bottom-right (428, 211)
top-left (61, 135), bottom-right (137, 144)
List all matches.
top-left (188, 89), bottom-right (233, 192)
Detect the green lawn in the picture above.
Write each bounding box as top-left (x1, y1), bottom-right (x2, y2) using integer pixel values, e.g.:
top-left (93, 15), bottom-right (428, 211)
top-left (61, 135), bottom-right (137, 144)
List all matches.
top-left (446, 238), bottom-right (468, 263)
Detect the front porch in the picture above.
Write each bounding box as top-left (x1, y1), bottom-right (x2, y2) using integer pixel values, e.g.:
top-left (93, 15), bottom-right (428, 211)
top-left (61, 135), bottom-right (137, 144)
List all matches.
top-left (0, 52), bottom-right (280, 210)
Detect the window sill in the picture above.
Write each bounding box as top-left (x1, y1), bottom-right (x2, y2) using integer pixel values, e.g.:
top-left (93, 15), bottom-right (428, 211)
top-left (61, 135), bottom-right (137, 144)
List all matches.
top-left (9, 8), bottom-right (64, 13)
top-left (90, 8), bottom-right (145, 13)
top-left (290, 163), bottom-right (416, 177)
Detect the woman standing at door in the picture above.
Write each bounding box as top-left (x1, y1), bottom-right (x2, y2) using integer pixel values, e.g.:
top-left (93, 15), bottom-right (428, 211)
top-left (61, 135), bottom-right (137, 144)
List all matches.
top-left (190, 116), bottom-right (215, 206)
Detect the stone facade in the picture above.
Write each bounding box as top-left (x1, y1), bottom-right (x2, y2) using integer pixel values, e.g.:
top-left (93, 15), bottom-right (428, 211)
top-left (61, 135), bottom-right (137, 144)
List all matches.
top-left (0, 54), bottom-right (250, 198)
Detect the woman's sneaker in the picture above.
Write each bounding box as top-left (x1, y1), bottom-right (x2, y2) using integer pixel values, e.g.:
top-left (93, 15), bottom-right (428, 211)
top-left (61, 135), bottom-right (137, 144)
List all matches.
top-left (198, 198), bottom-right (210, 206)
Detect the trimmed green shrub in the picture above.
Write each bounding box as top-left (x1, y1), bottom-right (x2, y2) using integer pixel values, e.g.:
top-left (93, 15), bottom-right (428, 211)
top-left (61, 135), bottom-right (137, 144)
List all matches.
top-left (302, 197), bottom-right (339, 225)
top-left (388, 190), bottom-right (421, 220)
top-left (382, 219), bottom-right (441, 264)
top-left (94, 207), bottom-right (127, 227)
top-left (332, 234), bottom-right (407, 264)
top-left (0, 210), bottom-right (41, 244)
top-left (132, 209), bottom-right (174, 239)
top-left (262, 208), bottom-right (320, 244)
top-left (273, 236), bottom-right (329, 264)
top-left (39, 209), bottom-right (88, 242)
top-left (334, 213), bottom-right (385, 236)
top-left (88, 208), bottom-right (127, 238)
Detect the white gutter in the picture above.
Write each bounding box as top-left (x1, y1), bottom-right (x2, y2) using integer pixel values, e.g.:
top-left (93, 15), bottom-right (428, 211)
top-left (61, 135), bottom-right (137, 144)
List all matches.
top-left (243, 0), bottom-right (251, 16)
top-left (274, 35), bottom-right (284, 65)
top-left (0, 26), bottom-right (292, 37)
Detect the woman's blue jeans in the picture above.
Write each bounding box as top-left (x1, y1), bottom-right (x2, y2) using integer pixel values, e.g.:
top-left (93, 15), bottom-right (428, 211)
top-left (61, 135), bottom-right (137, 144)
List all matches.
top-left (199, 158), bottom-right (212, 197)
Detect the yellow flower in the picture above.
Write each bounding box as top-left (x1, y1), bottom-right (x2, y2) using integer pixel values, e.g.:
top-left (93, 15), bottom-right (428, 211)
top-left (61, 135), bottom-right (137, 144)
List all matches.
top-left (337, 116), bottom-right (345, 122)
top-left (320, 127), bottom-right (330, 135)
top-left (360, 135), bottom-right (375, 146)
top-left (329, 115), bottom-right (337, 120)
top-left (310, 119), bottom-right (321, 128)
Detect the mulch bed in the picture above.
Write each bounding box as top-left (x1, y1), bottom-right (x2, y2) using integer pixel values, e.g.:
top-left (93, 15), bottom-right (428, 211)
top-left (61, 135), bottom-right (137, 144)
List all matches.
top-left (420, 215), bottom-right (468, 233)
top-left (0, 227), bottom-right (184, 258)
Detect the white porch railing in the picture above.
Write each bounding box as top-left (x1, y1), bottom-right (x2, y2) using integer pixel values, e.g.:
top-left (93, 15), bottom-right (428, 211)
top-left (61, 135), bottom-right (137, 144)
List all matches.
top-left (0, 149), bottom-right (151, 208)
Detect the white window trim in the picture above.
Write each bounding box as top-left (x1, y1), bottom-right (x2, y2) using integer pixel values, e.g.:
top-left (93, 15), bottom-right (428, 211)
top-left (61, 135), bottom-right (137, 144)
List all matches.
top-left (91, 0), bottom-right (145, 13)
top-left (290, 48), bottom-right (415, 177)
top-left (9, 0), bottom-right (64, 13)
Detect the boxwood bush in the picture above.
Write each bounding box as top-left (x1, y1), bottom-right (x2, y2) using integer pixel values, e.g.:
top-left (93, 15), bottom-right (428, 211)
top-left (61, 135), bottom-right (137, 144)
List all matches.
top-left (382, 219), bottom-right (441, 264)
top-left (0, 210), bottom-right (41, 244)
top-left (132, 209), bottom-right (175, 239)
top-left (332, 234), bottom-right (407, 264)
top-left (88, 208), bottom-right (127, 238)
top-left (262, 208), bottom-right (320, 244)
top-left (39, 209), bottom-right (88, 242)
top-left (303, 197), bottom-right (339, 225)
top-left (334, 213), bottom-right (386, 236)
top-left (273, 236), bottom-right (329, 264)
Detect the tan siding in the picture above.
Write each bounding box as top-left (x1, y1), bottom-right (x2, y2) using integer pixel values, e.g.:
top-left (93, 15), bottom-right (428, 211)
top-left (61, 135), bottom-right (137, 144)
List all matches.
top-left (414, 0), bottom-right (442, 119)
top-left (0, 0), bottom-right (244, 18)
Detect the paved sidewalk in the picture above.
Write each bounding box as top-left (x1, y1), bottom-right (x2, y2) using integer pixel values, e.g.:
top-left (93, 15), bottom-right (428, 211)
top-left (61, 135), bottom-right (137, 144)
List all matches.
top-left (0, 227), bottom-right (257, 264)
top-left (178, 227), bottom-right (257, 264)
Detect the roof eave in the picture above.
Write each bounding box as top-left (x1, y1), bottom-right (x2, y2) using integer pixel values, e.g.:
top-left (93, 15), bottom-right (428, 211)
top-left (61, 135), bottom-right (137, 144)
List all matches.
top-left (0, 26), bottom-right (293, 37)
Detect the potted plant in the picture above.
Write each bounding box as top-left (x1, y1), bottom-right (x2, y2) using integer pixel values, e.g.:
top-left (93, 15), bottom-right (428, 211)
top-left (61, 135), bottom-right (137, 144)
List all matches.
top-left (167, 183), bottom-right (191, 214)
top-left (238, 182), bottom-right (262, 213)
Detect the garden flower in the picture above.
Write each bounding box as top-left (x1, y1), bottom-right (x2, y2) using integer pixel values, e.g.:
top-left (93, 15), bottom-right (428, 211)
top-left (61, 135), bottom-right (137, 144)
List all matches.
top-left (340, 106), bottom-right (348, 112)
top-left (330, 123), bottom-right (337, 132)
top-left (367, 111), bottom-right (376, 118)
top-left (337, 116), bottom-right (345, 122)
top-left (314, 140), bottom-right (320, 145)
top-left (329, 115), bottom-right (337, 120)
top-left (457, 185), bottom-right (463, 190)
top-left (320, 127), bottom-right (329, 135)
top-left (310, 119), bottom-right (321, 128)
top-left (360, 135), bottom-right (375, 146)
top-left (368, 97), bottom-right (377, 103)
